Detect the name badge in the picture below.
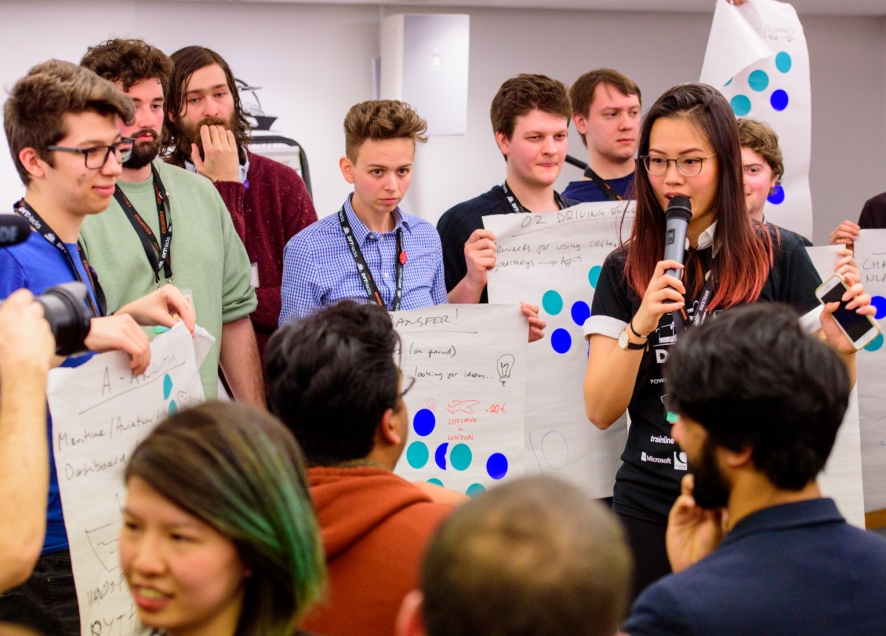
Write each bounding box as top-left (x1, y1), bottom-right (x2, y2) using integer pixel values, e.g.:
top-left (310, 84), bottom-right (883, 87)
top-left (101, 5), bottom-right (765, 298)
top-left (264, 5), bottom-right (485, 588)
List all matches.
top-left (250, 262), bottom-right (260, 288)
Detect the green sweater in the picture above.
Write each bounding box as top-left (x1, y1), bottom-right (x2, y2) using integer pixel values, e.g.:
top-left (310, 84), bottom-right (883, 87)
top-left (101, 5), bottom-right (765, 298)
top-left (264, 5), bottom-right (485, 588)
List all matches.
top-left (80, 160), bottom-right (257, 399)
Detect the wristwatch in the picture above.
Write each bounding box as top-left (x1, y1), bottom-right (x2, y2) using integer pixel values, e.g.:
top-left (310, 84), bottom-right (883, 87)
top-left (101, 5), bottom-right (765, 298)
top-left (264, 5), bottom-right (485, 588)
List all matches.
top-left (618, 328), bottom-right (646, 351)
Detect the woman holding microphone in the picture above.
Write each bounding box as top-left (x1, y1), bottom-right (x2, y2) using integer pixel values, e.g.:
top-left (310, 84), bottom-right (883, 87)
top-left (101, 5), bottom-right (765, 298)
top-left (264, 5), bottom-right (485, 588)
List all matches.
top-left (583, 83), bottom-right (873, 598)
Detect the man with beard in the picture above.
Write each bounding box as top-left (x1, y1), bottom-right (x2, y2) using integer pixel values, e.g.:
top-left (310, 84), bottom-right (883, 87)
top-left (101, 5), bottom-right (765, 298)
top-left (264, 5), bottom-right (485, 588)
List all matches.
top-left (623, 303), bottom-right (886, 636)
top-left (79, 39), bottom-right (263, 406)
top-left (163, 46), bottom-right (317, 364)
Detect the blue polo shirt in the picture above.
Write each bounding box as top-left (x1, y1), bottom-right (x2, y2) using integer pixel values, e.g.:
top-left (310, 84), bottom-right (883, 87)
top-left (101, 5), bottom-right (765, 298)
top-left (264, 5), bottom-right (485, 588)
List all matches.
top-left (624, 498), bottom-right (886, 636)
top-left (0, 230), bottom-right (98, 555)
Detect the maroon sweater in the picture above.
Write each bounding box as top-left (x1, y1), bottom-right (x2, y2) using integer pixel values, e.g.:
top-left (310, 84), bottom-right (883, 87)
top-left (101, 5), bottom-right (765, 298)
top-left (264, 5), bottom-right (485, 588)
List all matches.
top-left (212, 151), bottom-right (317, 361)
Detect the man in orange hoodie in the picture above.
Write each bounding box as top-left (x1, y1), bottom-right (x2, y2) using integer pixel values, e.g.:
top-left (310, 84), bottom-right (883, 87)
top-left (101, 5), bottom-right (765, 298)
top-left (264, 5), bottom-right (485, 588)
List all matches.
top-left (266, 300), bottom-right (458, 636)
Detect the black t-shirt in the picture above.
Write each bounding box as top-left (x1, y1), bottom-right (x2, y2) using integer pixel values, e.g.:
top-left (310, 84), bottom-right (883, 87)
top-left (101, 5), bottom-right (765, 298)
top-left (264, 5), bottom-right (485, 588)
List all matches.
top-left (859, 191), bottom-right (886, 229)
top-left (589, 227), bottom-right (822, 523)
top-left (436, 185), bottom-right (578, 303)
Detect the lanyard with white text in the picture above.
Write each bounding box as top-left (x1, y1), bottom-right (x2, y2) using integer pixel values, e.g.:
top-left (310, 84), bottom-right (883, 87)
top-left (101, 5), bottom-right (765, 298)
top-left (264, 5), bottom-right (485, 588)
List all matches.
top-left (14, 199), bottom-right (105, 318)
top-left (338, 206), bottom-right (405, 311)
top-left (113, 164), bottom-right (173, 285)
top-left (502, 181), bottom-right (567, 214)
top-left (672, 267), bottom-right (717, 336)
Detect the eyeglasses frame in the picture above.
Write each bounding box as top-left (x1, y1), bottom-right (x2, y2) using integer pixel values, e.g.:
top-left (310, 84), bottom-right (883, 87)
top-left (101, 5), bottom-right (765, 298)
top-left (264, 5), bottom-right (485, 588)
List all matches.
top-left (640, 153), bottom-right (717, 177)
top-left (46, 137), bottom-right (136, 170)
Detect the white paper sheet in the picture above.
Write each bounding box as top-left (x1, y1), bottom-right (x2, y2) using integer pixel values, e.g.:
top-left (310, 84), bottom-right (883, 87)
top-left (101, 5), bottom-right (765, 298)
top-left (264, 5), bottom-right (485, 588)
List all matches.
top-left (47, 322), bottom-right (210, 636)
top-left (484, 201), bottom-right (634, 498)
top-left (392, 304), bottom-right (526, 496)
top-left (805, 245), bottom-right (865, 528)
top-left (701, 0), bottom-right (812, 240)
top-left (849, 231), bottom-right (886, 515)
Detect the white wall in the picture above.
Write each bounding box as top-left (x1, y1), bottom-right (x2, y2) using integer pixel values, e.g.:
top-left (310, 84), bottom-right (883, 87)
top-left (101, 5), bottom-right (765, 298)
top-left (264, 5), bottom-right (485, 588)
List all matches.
top-left (0, 1), bottom-right (883, 245)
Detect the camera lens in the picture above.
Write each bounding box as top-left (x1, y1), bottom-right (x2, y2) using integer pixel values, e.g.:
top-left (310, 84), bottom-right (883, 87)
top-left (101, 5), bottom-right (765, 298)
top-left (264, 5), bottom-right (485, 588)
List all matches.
top-left (35, 282), bottom-right (92, 356)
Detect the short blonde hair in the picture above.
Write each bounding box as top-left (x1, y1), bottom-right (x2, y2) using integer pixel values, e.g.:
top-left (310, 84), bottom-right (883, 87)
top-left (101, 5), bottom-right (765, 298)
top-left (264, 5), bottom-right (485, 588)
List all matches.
top-left (344, 100), bottom-right (428, 163)
top-left (736, 117), bottom-right (784, 184)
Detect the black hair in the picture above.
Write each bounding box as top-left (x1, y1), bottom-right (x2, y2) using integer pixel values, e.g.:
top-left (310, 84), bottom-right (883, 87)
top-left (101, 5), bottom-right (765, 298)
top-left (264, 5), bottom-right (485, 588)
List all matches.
top-left (665, 303), bottom-right (850, 490)
top-left (265, 301), bottom-right (400, 465)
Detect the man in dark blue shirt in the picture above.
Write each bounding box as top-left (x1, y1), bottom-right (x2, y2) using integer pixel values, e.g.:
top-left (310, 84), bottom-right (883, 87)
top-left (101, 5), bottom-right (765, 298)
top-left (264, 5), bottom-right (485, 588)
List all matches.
top-left (563, 69), bottom-right (640, 203)
top-left (624, 303), bottom-right (886, 636)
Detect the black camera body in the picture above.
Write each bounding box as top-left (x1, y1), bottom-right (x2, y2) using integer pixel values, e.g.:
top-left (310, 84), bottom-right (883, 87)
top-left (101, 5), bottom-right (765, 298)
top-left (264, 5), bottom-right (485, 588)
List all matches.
top-left (26, 283), bottom-right (93, 356)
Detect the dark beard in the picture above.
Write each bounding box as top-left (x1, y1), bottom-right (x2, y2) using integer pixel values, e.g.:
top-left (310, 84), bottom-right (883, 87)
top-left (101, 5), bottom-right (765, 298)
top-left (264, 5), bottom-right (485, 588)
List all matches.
top-left (691, 437), bottom-right (731, 510)
top-left (124, 129), bottom-right (161, 170)
top-left (178, 116), bottom-right (234, 162)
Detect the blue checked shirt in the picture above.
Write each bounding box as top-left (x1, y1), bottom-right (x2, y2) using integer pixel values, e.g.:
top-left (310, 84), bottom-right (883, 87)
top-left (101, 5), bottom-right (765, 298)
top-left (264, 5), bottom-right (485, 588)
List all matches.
top-left (280, 195), bottom-right (448, 324)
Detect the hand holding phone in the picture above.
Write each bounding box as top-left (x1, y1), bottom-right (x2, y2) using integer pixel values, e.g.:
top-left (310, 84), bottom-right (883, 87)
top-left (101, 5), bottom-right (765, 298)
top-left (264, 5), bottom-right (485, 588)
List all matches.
top-left (815, 274), bottom-right (880, 351)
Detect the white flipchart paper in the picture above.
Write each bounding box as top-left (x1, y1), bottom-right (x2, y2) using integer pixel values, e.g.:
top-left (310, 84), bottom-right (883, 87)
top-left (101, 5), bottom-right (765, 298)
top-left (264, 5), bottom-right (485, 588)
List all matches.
top-left (849, 231), bottom-right (886, 515)
top-left (805, 245), bottom-right (865, 528)
top-left (392, 304), bottom-right (527, 495)
top-left (47, 322), bottom-right (211, 636)
top-left (484, 201), bottom-right (634, 498)
top-left (701, 0), bottom-right (812, 239)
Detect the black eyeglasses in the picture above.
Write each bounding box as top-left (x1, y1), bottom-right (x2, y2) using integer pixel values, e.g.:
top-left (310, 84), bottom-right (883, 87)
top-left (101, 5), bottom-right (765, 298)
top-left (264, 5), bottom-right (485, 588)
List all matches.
top-left (398, 375), bottom-right (417, 402)
top-left (47, 138), bottom-right (135, 170)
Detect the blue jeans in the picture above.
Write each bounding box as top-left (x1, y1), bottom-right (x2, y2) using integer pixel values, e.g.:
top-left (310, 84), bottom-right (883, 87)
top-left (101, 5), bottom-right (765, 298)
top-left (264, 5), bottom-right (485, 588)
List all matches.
top-left (0, 549), bottom-right (80, 636)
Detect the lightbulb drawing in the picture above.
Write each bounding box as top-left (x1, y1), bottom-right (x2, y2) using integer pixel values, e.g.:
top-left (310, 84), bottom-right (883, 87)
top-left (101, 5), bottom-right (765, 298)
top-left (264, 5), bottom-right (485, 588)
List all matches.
top-left (497, 354), bottom-right (515, 386)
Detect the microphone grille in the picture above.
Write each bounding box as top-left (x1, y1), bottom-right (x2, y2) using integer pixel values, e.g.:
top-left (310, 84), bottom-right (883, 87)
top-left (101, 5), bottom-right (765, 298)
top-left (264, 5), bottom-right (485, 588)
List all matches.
top-left (665, 196), bottom-right (692, 221)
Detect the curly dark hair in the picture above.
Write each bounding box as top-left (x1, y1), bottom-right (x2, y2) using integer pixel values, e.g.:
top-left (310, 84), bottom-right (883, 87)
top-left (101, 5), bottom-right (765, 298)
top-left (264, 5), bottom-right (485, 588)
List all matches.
top-left (80, 38), bottom-right (174, 93)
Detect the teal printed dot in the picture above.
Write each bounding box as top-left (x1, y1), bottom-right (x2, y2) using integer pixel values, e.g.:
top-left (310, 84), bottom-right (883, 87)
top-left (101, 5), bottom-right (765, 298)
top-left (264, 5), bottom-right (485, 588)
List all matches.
top-left (730, 95), bottom-right (751, 117)
top-left (163, 374), bottom-right (173, 400)
top-left (748, 70), bottom-right (769, 92)
top-left (450, 443), bottom-right (472, 471)
top-left (724, 78), bottom-right (733, 87)
top-left (666, 411), bottom-right (679, 423)
top-left (775, 52), bottom-right (792, 73)
top-left (588, 265), bottom-right (602, 288)
top-left (770, 90), bottom-right (789, 111)
top-left (407, 442), bottom-right (429, 469)
top-left (542, 290), bottom-right (563, 315)
top-left (427, 478), bottom-right (443, 487)
top-left (864, 333), bottom-right (884, 352)
top-left (466, 483), bottom-right (487, 497)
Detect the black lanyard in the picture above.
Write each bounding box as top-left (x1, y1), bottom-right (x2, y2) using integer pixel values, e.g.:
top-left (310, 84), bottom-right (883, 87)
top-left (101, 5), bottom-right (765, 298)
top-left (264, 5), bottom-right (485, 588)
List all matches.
top-left (502, 181), bottom-right (567, 214)
top-left (338, 205), bottom-right (405, 311)
top-left (113, 164), bottom-right (173, 285)
top-left (583, 166), bottom-right (623, 202)
top-left (14, 200), bottom-right (105, 318)
top-left (672, 265), bottom-right (717, 336)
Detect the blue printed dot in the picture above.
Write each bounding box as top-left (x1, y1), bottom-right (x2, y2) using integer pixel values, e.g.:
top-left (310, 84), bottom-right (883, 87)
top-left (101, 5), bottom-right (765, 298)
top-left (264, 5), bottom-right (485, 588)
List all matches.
top-left (407, 442), bottom-right (429, 469)
top-left (871, 296), bottom-right (886, 320)
top-left (450, 444), bottom-right (473, 471)
top-left (551, 328), bottom-right (572, 354)
top-left (435, 443), bottom-right (449, 470)
top-left (770, 90), bottom-right (789, 111)
top-left (427, 478), bottom-right (443, 487)
top-left (413, 409), bottom-right (435, 436)
top-left (864, 333), bottom-right (884, 352)
top-left (730, 94), bottom-right (751, 117)
top-left (486, 453), bottom-right (509, 480)
top-left (466, 483), bottom-right (487, 497)
top-left (724, 78), bottom-right (733, 87)
top-left (776, 51), bottom-right (792, 73)
top-left (748, 70), bottom-right (769, 92)
top-left (767, 184), bottom-right (785, 205)
top-left (542, 290), bottom-right (563, 315)
top-left (588, 265), bottom-right (602, 288)
top-left (571, 301), bottom-right (591, 327)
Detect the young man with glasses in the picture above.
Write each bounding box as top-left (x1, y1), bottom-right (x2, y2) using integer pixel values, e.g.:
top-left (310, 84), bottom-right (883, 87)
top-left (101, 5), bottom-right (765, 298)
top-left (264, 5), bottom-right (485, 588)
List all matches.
top-left (0, 59), bottom-right (195, 636)
top-left (266, 300), bottom-right (462, 636)
top-left (79, 39), bottom-right (263, 405)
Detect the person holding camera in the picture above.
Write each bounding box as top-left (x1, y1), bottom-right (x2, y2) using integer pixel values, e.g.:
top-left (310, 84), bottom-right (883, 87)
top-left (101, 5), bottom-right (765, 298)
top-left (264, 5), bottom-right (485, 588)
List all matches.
top-left (0, 60), bottom-right (194, 635)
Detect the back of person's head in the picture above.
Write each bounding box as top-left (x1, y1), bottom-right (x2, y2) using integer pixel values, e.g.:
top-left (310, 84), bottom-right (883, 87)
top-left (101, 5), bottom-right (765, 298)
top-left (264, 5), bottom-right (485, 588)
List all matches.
top-left (418, 476), bottom-right (632, 636)
top-left (80, 38), bottom-right (173, 93)
top-left (4, 60), bottom-right (134, 185)
top-left (343, 100), bottom-right (428, 163)
top-left (124, 401), bottom-right (326, 636)
top-left (490, 73), bottom-right (571, 141)
top-left (569, 68), bottom-right (642, 146)
top-left (736, 117), bottom-right (784, 184)
top-left (666, 303), bottom-right (850, 490)
top-left (266, 300), bottom-right (400, 465)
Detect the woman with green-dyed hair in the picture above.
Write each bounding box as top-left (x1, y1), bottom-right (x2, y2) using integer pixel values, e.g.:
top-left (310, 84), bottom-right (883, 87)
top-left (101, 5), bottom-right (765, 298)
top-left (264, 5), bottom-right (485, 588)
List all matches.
top-left (119, 401), bottom-right (326, 636)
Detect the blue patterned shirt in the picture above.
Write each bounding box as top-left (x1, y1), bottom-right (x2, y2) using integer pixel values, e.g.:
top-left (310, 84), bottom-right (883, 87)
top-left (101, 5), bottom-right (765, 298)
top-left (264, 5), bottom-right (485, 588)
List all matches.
top-left (280, 195), bottom-right (448, 324)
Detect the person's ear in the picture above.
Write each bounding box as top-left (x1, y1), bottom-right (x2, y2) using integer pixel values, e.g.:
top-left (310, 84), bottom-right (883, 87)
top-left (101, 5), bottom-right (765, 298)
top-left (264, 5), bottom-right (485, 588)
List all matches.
top-left (721, 444), bottom-right (753, 469)
top-left (395, 590), bottom-right (427, 636)
top-left (572, 112), bottom-right (589, 136)
top-left (20, 147), bottom-right (47, 180)
top-left (339, 156), bottom-right (356, 185)
top-left (376, 407), bottom-right (402, 447)
top-left (494, 131), bottom-right (511, 158)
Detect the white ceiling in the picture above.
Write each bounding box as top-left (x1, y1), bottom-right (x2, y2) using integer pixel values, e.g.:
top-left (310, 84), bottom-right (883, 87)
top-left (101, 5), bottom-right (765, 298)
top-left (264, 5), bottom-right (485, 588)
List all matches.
top-left (161, 0), bottom-right (886, 16)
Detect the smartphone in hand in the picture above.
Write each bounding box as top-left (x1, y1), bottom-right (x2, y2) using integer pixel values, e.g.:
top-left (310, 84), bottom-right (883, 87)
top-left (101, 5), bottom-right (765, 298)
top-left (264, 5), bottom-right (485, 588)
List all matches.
top-left (815, 273), bottom-right (880, 350)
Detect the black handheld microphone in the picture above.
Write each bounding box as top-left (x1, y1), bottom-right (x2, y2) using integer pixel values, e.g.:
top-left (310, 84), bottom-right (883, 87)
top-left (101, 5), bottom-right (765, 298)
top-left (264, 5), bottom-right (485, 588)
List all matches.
top-left (663, 196), bottom-right (692, 280)
top-left (0, 214), bottom-right (31, 248)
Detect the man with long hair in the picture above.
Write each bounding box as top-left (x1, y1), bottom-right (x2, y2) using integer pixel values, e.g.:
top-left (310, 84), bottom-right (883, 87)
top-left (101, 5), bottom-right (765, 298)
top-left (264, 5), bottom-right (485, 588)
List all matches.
top-left (163, 46), bottom-right (317, 364)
